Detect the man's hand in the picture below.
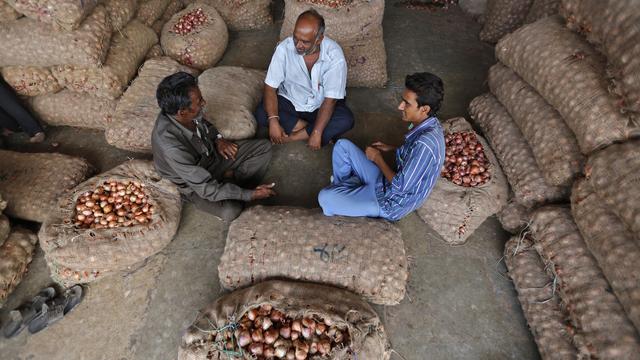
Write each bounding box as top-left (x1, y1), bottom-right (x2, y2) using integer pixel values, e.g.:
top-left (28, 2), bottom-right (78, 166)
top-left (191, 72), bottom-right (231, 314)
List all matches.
top-left (215, 138), bottom-right (238, 160)
top-left (269, 118), bottom-right (288, 144)
top-left (251, 183), bottom-right (276, 200)
top-left (307, 130), bottom-right (322, 150)
top-left (371, 141), bottom-right (396, 152)
top-left (365, 146), bottom-right (383, 163)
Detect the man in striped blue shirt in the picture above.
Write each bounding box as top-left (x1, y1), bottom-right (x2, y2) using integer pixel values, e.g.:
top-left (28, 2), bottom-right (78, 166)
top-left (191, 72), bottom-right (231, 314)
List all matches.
top-left (318, 73), bottom-right (445, 221)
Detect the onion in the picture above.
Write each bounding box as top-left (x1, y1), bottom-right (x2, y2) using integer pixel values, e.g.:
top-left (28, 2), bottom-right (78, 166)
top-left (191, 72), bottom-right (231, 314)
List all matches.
top-left (249, 343), bottom-right (264, 356)
top-left (262, 317), bottom-right (273, 330)
top-left (291, 331), bottom-right (300, 341)
top-left (286, 350), bottom-right (295, 360)
top-left (291, 320), bottom-right (302, 333)
top-left (301, 317), bottom-right (316, 330)
top-left (295, 348), bottom-right (308, 360)
top-left (264, 346), bottom-right (275, 358)
top-left (251, 328), bottom-right (264, 343)
top-left (237, 330), bottom-right (251, 347)
top-left (279, 326), bottom-right (291, 339)
top-left (264, 328), bottom-right (279, 344)
top-left (315, 323), bottom-right (326, 335)
top-left (301, 327), bottom-right (313, 339)
top-left (275, 346), bottom-right (288, 358)
top-left (247, 308), bottom-right (259, 321)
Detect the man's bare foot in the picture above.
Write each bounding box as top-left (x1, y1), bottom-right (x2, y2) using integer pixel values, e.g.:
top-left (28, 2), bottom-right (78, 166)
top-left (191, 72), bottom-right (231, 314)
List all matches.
top-left (291, 119), bottom-right (308, 133)
top-left (282, 128), bottom-right (310, 143)
top-left (29, 132), bottom-right (45, 143)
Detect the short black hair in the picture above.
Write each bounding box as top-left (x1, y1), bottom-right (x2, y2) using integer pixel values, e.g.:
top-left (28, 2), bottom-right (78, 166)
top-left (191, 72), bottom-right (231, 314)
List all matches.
top-left (405, 72), bottom-right (444, 117)
top-left (297, 9), bottom-right (325, 37)
top-left (156, 72), bottom-right (198, 115)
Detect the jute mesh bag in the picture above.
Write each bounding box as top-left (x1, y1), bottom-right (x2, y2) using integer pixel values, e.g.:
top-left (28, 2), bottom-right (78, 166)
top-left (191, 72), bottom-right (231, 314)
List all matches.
top-left (479, 0), bottom-right (533, 43)
top-left (219, 206), bottom-right (407, 306)
top-left (488, 63), bottom-right (583, 187)
top-left (39, 160), bottom-right (181, 273)
top-left (145, 44), bottom-right (165, 60)
top-left (4, 0), bottom-right (99, 31)
top-left (179, 280), bottom-right (391, 360)
top-left (496, 16), bottom-right (640, 154)
top-left (161, 3), bottom-right (228, 70)
top-left (0, 215), bottom-right (9, 246)
top-left (106, 57), bottom-right (199, 152)
top-left (530, 206), bottom-right (640, 359)
top-left (504, 236), bottom-right (583, 359)
top-left (417, 117), bottom-right (509, 245)
top-left (0, 5), bottom-right (112, 67)
top-left (198, 66), bottom-right (265, 140)
top-left (104, 0), bottom-right (139, 31)
top-left (52, 20), bottom-right (158, 99)
top-left (585, 139), bottom-right (640, 238)
top-left (0, 228), bottom-right (37, 304)
top-left (560, 0), bottom-right (640, 115)
top-left (30, 90), bottom-right (116, 130)
top-left (498, 198), bottom-right (531, 234)
top-left (151, 0), bottom-right (185, 35)
top-left (469, 94), bottom-right (568, 208)
top-left (196, 0), bottom-right (272, 31)
top-left (572, 178), bottom-right (640, 332)
top-left (46, 255), bottom-right (114, 286)
top-left (0, 150), bottom-right (93, 222)
top-left (0, 1), bottom-right (20, 22)
top-left (341, 30), bottom-right (387, 88)
top-left (525, 0), bottom-right (559, 23)
top-left (1, 66), bottom-right (62, 96)
top-left (136, 0), bottom-right (171, 25)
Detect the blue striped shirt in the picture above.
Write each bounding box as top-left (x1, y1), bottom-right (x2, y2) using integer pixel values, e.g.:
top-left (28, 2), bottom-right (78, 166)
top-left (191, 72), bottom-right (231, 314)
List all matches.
top-left (376, 117), bottom-right (445, 221)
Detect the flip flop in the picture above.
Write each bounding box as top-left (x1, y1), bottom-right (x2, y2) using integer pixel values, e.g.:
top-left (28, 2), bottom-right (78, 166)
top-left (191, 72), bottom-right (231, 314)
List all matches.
top-left (2, 287), bottom-right (56, 338)
top-left (28, 285), bottom-right (84, 334)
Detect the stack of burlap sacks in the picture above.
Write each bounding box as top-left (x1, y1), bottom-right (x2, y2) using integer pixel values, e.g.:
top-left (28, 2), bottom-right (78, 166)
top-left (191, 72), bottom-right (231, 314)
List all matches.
top-left (479, 0), bottom-right (560, 43)
top-left (468, 1), bottom-right (640, 358)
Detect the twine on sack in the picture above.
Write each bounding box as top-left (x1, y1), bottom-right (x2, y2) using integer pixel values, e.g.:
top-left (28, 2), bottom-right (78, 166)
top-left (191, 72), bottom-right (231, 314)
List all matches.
top-left (192, 316), bottom-right (245, 358)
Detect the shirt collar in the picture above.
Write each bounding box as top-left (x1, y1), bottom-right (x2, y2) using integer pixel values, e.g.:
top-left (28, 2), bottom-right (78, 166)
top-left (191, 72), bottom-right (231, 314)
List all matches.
top-left (288, 36), bottom-right (328, 63)
top-left (405, 116), bottom-right (439, 141)
top-left (166, 113), bottom-right (195, 139)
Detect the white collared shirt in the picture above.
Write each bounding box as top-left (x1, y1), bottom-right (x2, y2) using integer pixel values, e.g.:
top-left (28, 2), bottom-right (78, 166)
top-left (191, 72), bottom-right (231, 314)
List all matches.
top-left (264, 36), bottom-right (347, 112)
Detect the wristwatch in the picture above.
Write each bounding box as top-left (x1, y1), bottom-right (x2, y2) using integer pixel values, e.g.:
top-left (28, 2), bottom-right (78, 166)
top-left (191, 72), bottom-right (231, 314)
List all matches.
top-left (216, 133), bottom-right (223, 140)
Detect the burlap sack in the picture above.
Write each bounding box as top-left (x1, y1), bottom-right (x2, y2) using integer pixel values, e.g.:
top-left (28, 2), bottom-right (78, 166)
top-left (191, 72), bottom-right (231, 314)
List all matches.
top-left (0, 150), bottom-right (93, 222)
top-left (560, 0), bottom-right (640, 115)
top-left (39, 160), bottom-right (181, 275)
top-left (104, 0), bottom-right (139, 31)
top-left (161, 4), bottom-right (228, 70)
top-left (525, 0), bottom-right (558, 23)
top-left (585, 139), bottom-right (640, 238)
top-left (193, 0), bottom-right (271, 31)
top-left (469, 94), bottom-right (568, 208)
top-left (530, 206), bottom-right (640, 359)
top-left (488, 63), bottom-right (583, 187)
top-left (479, 0), bottom-right (532, 43)
top-left (1, 66), bottom-right (62, 96)
top-left (136, 0), bottom-right (172, 25)
top-left (504, 236), bottom-right (583, 359)
top-left (30, 90), bottom-right (116, 130)
top-left (417, 117), bottom-right (508, 245)
top-left (341, 31), bottom-right (387, 88)
top-left (179, 280), bottom-right (391, 360)
top-left (0, 215), bottom-right (9, 246)
top-left (498, 198), bottom-right (531, 234)
top-left (145, 44), bottom-right (165, 60)
top-left (46, 255), bottom-right (112, 287)
top-left (572, 178), bottom-right (640, 332)
top-left (0, 228), bottom-right (37, 304)
top-left (218, 206), bottom-right (407, 305)
top-left (4, 0), bottom-right (99, 31)
top-left (52, 20), bottom-right (158, 99)
top-left (106, 57), bottom-right (199, 152)
top-left (0, 5), bottom-right (112, 67)
top-left (151, 0), bottom-right (185, 34)
top-left (0, 1), bottom-right (20, 22)
top-left (496, 16), bottom-right (640, 154)
top-left (198, 66), bottom-right (264, 140)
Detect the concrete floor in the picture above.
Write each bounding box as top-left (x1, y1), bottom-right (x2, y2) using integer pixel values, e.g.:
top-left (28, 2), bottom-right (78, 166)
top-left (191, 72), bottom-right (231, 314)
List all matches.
top-left (0, 2), bottom-right (539, 359)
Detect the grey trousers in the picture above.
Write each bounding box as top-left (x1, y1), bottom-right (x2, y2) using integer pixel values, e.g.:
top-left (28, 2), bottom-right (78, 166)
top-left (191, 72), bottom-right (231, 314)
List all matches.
top-left (184, 139), bottom-right (272, 222)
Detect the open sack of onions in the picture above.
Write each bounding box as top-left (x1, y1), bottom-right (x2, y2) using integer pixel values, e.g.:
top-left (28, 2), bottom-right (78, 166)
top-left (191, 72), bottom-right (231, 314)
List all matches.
top-left (39, 160), bottom-right (182, 285)
top-left (179, 280), bottom-right (391, 360)
top-left (417, 117), bottom-right (509, 245)
top-left (0, 228), bottom-right (38, 304)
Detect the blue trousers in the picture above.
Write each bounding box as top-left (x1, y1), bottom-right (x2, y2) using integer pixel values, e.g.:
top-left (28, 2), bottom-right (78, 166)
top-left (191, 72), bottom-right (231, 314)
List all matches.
top-left (255, 95), bottom-right (354, 146)
top-left (318, 139), bottom-right (382, 218)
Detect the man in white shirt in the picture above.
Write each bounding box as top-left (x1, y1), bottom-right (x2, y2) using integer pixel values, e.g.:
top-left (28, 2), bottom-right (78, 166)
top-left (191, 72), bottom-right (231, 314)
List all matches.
top-left (255, 9), bottom-right (354, 150)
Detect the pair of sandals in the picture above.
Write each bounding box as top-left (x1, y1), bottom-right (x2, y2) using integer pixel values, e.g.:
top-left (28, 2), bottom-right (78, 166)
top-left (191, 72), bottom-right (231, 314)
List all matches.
top-left (2, 285), bottom-right (84, 338)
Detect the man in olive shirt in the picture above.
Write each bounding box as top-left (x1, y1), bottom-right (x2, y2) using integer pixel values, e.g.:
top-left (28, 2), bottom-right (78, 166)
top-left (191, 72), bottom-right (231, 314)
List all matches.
top-left (152, 72), bottom-right (275, 222)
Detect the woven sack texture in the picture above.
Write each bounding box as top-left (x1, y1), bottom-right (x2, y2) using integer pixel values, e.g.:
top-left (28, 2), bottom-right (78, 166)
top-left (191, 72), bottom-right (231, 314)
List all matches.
top-left (136, 0), bottom-right (171, 25)
top-left (178, 280), bottom-right (391, 360)
top-left (30, 90), bottom-right (116, 130)
top-left (480, 0), bottom-right (532, 43)
top-left (151, 0), bottom-right (185, 34)
top-left (104, 0), bottom-right (139, 31)
top-left (196, 0), bottom-right (272, 31)
top-left (0, 5), bottom-right (112, 67)
top-left (340, 30), bottom-right (387, 88)
top-left (106, 57), bottom-right (198, 152)
top-left (497, 198), bottom-right (531, 234)
top-left (145, 44), bottom-right (165, 60)
top-left (198, 66), bottom-right (264, 140)
top-left (161, 3), bottom-right (228, 70)
top-left (505, 235), bottom-right (583, 359)
top-left (46, 255), bottom-right (113, 286)
top-left (218, 206), bottom-right (407, 305)
top-left (488, 63), bottom-right (583, 187)
top-left (52, 20), bottom-right (158, 99)
top-left (39, 160), bottom-right (181, 274)
top-left (417, 117), bottom-right (508, 245)
top-left (496, 16), bottom-right (640, 154)
top-left (0, 228), bottom-right (37, 304)
top-left (4, 0), bottom-right (99, 31)
top-left (1, 66), bottom-right (62, 96)
top-left (586, 139), bottom-right (640, 238)
top-left (0, 215), bottom-right (9, 246)
top-left (525, 0), bottom-right (559, 23)
top-left (0, 2), bottom-right (20, 22)
top-left (0, 150), bottom-right (93, 222)
top-left (560, 0), bottom-right (640, 115)
top-left (530, 206), bottom-right (640, 359)
top-left (572, 178), bottom-right (640, 332)
top-left (469, 94), bottom-right (568, 208)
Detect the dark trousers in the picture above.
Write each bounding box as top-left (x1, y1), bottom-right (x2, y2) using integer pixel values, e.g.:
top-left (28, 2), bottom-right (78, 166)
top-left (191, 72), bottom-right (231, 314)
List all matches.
top-left (0, 77), bottom-right (43, 136)
top-left (183, 139), bottom-right (271, 222)
top-left (254, 95), bottom-right (355, 146)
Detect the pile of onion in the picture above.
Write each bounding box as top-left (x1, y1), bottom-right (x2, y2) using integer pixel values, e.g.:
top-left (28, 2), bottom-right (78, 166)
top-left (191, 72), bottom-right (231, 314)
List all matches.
top-left (73, 180), bottom-right (154, 229)
top-left (172, 7), bottom-right (207, 35)
top-left (303, 0), bottom-right (352, 8)
top-left (442, 131), bottom-right (491, 187)
top-left (219, 304), bottom-right (349, 359)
